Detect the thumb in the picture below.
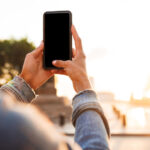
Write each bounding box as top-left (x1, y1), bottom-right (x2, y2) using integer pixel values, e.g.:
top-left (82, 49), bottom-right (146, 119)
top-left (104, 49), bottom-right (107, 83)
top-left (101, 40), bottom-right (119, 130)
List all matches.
top-left (52, 60), bottom-right (70, 68)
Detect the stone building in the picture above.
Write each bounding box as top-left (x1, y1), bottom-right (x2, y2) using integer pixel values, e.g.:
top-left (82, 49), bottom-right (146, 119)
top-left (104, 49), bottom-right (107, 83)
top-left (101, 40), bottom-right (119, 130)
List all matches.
top-left (32, 76), bottom-right (72, 124)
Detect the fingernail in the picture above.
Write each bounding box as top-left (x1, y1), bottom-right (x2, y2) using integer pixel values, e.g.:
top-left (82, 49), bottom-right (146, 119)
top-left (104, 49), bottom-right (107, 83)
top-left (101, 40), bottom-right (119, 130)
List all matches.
top-left (52, 60), bottom-right (56, 64)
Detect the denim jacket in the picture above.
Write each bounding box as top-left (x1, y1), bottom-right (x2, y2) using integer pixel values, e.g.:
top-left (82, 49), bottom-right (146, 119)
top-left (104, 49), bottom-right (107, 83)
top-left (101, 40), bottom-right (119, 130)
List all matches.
top-left (0, 76), bottom-right (110, 150)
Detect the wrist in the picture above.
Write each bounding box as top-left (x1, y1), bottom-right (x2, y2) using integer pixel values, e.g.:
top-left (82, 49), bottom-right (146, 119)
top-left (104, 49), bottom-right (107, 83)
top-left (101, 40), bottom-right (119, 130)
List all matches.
top-left (73, 76), bottom-right (92, 93)
top-left (19, 74), bottom-right (36, 90)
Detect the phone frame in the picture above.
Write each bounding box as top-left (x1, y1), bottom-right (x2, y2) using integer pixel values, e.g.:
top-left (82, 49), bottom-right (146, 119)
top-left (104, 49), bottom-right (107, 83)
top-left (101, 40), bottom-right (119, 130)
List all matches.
top-left (43, 10), bottom-right (72, 69)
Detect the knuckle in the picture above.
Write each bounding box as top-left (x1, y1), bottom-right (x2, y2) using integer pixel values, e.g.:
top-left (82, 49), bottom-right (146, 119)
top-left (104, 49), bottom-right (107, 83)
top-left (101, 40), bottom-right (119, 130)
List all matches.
top-left (81, 52), bottom-right (86, 59)
top-left (56, 60), bottom-right (66, 67)
top-left (26, 53), bottom-right (31, 58)
top-left (56, 60), bottom-right (60, 64)
top-left (56, 61), bottom-right (61, 66)
top-left (83, 54), bottom-right (86, 59)
top-left (66, 60), bottom-right (72, 67)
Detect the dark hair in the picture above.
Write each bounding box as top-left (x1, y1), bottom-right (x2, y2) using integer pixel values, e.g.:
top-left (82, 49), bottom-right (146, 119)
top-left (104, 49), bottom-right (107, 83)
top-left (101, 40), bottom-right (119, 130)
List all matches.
top-left (0, 97), bottom-right (67, 150)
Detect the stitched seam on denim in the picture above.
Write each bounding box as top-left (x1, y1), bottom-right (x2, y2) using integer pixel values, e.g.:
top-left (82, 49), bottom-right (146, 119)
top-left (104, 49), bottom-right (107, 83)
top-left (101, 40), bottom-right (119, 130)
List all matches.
top-left (13, 76), bottom-right (35, 101)
top-left (72, 102), bottom-right (103, 120)
top-left (1, 85), bottom-right (27, 102)
top-left (15, 76), bottom-right (36, 97)
top-left (73, 99), bottom-right (99, 111)
top-left (72, 90), bottom-right (97, 104)
top-left (0, 88), bottom-right (19, 102)
top-left (1, 86), bottom-right (24, 102)
top-left (73, 101), bottom-right (102, 114)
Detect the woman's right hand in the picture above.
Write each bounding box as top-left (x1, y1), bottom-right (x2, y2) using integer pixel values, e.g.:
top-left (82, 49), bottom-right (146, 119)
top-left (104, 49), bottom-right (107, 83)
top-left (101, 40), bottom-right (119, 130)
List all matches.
top-left (52, 25), bottom-right (92, 93)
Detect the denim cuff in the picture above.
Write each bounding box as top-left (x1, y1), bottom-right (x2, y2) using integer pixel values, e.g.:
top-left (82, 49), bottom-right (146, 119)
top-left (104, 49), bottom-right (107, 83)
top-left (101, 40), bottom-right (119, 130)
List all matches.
top-left (72, 90), bottom-right (110, 137)
top-left (1, 76), bottom-right (36, 103)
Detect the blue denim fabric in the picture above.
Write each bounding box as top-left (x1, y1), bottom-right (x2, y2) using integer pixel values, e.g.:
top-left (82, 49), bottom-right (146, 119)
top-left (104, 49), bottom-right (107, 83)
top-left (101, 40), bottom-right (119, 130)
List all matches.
top-left (0, 76), bottom-right (110, 150)
top-left (0, 76), bottom-right (36, 102)
top-left (72, 90), bottom-right (110, 150)
top-left (75, 111), bottom-right (110, 150)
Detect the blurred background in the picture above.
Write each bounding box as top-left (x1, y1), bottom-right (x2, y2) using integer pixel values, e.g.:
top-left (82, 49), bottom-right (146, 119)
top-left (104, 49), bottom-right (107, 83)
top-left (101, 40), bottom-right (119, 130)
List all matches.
top-left (1, 0), bottom-right (150, 149)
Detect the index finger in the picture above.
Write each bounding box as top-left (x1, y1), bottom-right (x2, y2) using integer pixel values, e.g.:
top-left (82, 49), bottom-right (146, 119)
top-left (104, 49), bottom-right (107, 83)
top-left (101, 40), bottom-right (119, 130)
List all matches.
top-left (32, 41), bottom-right (44, 58)
top-left (71, 25), bottom-right (83, 52)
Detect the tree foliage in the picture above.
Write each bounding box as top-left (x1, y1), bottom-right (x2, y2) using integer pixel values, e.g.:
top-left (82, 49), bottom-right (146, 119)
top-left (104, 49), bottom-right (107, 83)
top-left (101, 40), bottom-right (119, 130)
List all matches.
top-left (0, 38), bottom-right (35, 81)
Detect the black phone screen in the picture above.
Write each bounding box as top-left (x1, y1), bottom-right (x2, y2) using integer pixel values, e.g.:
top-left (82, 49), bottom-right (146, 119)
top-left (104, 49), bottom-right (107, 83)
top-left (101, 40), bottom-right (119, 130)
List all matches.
top-left (43, 11), bottom-right (72, 69)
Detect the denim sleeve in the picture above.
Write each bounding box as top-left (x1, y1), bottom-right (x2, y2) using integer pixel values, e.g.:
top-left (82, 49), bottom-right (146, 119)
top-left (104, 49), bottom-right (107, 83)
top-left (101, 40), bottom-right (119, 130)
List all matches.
top-left (0, 76), bottom-right (82, 150)
top-left (72, 90), bottom-right (110, 150)
top-left (0, 76), bottom-right (36, 103)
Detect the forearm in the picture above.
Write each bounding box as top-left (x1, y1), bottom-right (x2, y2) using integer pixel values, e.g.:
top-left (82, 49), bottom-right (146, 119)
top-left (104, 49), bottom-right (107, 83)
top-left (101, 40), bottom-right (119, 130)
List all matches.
top-left (75, 111), bottom-right (110, 150)
top-left (72, 90), bottom-right (110, 150)
top-left (0, 76), bottom-right (82, 150)
top-left (0, 76), bottom-right (36, 103)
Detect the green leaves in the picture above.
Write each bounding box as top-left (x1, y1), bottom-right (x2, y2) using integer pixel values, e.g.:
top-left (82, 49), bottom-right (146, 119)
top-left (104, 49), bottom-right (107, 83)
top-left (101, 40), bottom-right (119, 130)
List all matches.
top-left (0, 38), bottom-right (35, 82)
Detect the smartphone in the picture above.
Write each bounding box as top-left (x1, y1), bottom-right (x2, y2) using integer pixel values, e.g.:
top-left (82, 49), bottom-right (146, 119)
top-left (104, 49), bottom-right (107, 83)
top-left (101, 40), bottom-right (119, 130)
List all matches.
top-left (43, 11), bottom-right (72, 69)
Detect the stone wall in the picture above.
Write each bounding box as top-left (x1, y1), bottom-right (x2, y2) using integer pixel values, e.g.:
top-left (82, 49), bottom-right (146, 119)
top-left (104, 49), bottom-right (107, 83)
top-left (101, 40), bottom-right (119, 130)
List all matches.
top-left (32, 76), bottom-right (72, 124)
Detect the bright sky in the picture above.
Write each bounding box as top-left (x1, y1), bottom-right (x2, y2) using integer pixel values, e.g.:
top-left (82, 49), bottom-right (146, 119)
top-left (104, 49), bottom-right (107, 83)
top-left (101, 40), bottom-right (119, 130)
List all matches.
top-left (1, 0), bottom-right (150, 100)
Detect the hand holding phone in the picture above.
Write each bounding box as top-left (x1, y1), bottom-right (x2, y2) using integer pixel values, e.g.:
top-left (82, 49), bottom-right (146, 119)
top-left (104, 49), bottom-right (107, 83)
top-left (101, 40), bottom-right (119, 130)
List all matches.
top-left (51, 25), bottom-right (92, 93)
top-left (43, 11), bottom-right (72, 69)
